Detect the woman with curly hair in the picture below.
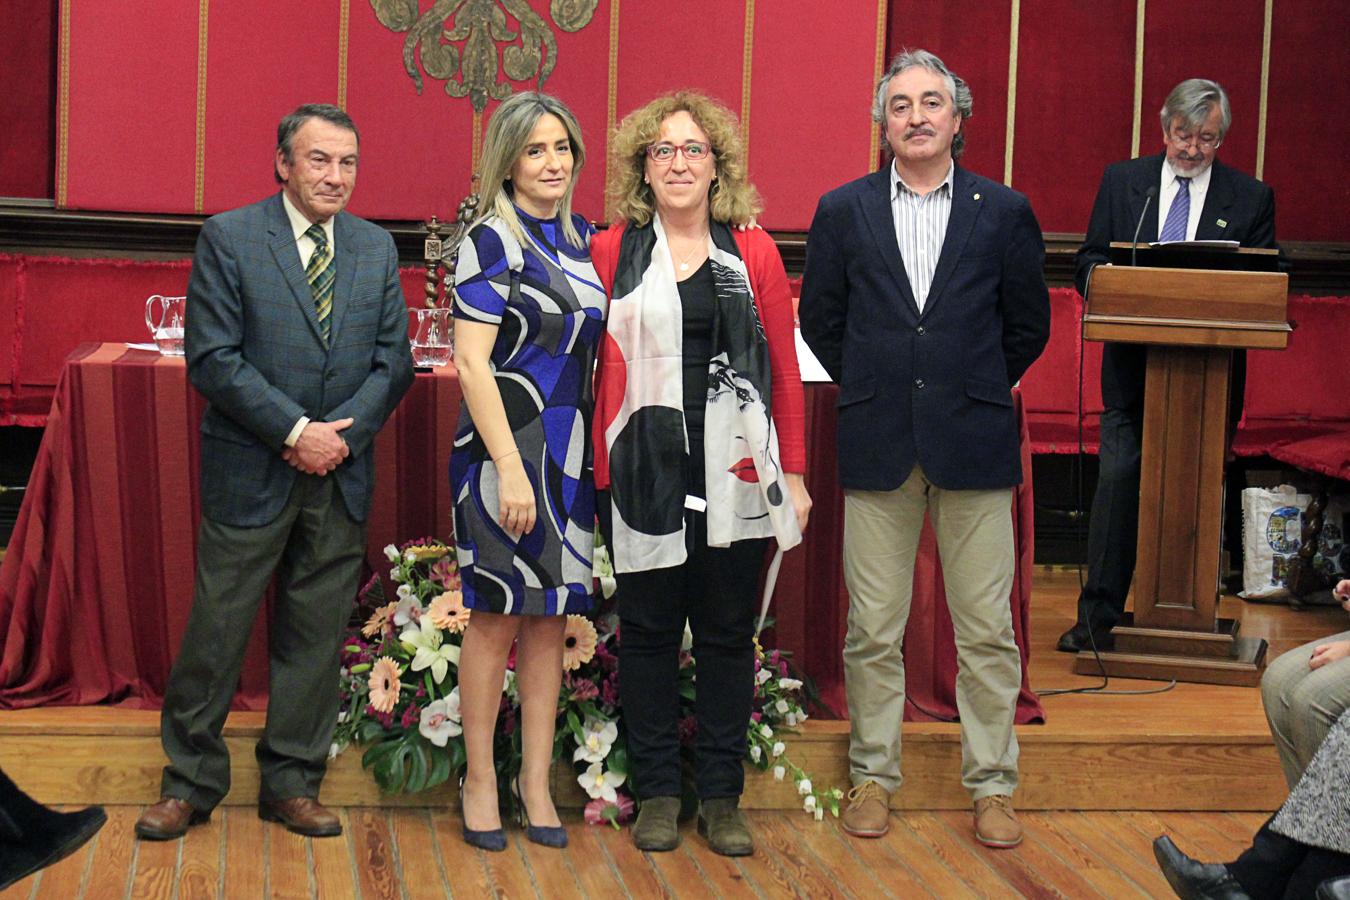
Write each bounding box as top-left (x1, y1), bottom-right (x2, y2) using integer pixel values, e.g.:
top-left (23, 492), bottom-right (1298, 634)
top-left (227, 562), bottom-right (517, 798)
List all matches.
top-left (591, 91), bottom-right (812, 856)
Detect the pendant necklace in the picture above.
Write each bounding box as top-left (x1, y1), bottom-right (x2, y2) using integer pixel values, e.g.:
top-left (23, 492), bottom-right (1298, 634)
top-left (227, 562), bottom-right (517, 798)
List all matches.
top-left (675, 233), bottom-right (708, 272)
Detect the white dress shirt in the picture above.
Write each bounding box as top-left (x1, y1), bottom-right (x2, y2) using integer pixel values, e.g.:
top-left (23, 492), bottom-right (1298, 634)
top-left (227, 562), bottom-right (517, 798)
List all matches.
top-left (890, 161), bottom-right (954, 313)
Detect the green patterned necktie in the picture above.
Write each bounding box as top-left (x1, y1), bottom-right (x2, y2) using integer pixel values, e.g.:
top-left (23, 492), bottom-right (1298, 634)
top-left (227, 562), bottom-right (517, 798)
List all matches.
top-left (304, 223), bottom-right (334, 342)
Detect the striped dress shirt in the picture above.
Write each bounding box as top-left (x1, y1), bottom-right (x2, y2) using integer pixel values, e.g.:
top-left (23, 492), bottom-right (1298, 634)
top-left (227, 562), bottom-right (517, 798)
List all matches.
top-left (890, 161), bottom-right (954, 313)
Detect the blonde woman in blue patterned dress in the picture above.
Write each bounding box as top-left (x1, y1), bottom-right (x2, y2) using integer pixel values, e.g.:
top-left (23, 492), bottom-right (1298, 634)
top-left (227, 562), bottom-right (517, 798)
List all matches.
top-left (450, 92), bottom-right (606, 851)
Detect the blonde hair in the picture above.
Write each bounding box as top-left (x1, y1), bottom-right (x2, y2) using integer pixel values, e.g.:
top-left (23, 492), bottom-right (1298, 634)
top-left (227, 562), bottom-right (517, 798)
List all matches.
top-left (474, 91), bottom-right (587, 248)
top-left (607, 91), bottom-right (762, 227)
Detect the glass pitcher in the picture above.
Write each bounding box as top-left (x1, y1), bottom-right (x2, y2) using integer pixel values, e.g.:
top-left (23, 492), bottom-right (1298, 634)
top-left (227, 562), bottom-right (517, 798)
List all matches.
top-left (410, 307), bottom-right (452, 367)
top-left (144, 294), bottom-right (187, 356)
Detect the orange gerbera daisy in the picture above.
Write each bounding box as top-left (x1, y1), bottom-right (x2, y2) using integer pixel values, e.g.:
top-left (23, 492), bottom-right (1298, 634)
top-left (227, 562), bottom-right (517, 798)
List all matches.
top-left (367, 656), bottom-right (402, 713)
top-left (362, 601), bottom-right (398, 638)
top-left (427, 590), bottom-right (471, 633)
top-left (562, 615), bottom-right (598, 672)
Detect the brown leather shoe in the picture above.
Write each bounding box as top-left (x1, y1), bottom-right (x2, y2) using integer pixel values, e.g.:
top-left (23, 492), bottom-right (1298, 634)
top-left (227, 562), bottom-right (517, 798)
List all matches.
top-left (135, 797), bottom-right (208, 841)
top-left (974, 794), bottom-right (1022, 848)
top-left (258, 797), bottom-right (342, 837)
top-left (841, 780), bottom-right (891, 838)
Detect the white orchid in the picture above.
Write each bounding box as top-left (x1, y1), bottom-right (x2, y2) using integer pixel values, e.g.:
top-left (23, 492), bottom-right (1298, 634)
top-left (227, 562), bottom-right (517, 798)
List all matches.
top-left (578, 762), bottom-right (626, 803)
top-left (400, 616), bottom-right (459, 684)
top-left (573, 718), bottom-right (619, 764)
top-left (384, 544), bottom-right (401, 562)
top-left (393, 595), bottom-right (423, 627)
top-left (418, 692), bottom-right (463, 746)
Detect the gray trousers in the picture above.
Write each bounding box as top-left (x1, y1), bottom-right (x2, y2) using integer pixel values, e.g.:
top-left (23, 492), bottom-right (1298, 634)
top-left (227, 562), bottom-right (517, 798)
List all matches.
top-left (842, 466), bottom-right (1022, 800)
top-left (1261, 629), bottom-right (1350, 788)
top-left (159, 475), bottom-right (365, 810)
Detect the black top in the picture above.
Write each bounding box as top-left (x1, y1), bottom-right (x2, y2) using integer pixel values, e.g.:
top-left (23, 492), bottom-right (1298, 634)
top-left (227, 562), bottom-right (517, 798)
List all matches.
top-left (678, 258), bottom-right (715, 494)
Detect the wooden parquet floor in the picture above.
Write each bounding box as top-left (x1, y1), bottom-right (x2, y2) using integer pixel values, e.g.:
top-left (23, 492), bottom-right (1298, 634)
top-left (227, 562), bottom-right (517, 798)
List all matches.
top-left (1, 805), bottom-right (1273, 899)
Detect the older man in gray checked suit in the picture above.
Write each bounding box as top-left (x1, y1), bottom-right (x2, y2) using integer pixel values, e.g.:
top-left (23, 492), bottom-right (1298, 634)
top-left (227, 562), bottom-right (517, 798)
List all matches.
top-left (135, 103), bottom-right (414, 841)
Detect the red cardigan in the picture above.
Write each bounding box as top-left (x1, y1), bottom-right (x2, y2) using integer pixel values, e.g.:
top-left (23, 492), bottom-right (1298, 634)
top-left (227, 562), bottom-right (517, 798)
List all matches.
top-left (589, 223), bottom-right (807, 490)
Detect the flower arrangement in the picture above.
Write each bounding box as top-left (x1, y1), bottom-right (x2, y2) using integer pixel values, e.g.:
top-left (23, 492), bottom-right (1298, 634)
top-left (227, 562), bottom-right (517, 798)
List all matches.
top-left (332, 536), bottom-right (840, 824)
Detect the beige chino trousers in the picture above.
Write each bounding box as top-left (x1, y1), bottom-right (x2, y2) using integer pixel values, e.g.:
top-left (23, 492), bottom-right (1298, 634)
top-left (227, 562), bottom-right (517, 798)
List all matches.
top-left (842, 465), bottom-right (1022, 800)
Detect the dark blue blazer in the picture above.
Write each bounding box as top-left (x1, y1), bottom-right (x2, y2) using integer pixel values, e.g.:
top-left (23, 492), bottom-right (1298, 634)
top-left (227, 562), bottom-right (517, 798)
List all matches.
top-left (184, 192), bottom-right (414, 527)
top-left (1076, 153), bottom-right (1278, 410)
top-left (799, 165), bottom-right (1050, 492)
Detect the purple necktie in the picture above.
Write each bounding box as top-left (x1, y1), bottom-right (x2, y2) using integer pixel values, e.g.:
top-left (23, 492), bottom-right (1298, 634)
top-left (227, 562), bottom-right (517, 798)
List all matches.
top-left (1159, 177), bottom-right (1191, 242)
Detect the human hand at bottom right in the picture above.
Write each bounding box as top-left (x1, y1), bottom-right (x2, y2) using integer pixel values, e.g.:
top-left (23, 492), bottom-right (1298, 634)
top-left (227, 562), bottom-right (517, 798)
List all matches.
top-left (1310, 639), bottom-right (1350, 670)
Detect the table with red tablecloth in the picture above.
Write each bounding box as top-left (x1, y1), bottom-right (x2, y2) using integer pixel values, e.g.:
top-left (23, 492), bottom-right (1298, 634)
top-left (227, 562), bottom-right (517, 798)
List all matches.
top-left (0, 343), bottom-right (1043, 724)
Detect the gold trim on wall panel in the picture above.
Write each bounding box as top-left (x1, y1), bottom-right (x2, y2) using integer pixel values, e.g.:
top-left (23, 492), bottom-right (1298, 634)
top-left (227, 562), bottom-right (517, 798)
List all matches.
top-left (1003, 0), bottom-right (1020, 186)
top-left (1131, 0), bottom-right (1146, 158)
top-left (606, 0), bottom-right (620, 220)
top-left (56, 0), bottom-right (71, 207)
top-left (1255, 0), bottom-right (1272, 179)
top-left (471, 109), bottom-right (484, 177)
top-left (741, 0), bottom-right (755, 153)
top-left (195, 0), bottom-right (210, 214)
top-left (869, 0), bottom-right (887, 170)
top-left (338, 0), bottom-right (350, 109)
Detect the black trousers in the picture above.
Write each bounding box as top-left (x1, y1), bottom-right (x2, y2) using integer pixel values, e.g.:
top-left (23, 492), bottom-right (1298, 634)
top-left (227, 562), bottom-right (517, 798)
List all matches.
top-left (614, 508), bottom-right (768, 801)
top-left (1076, 404), bottom-right (1143, 631)
top-left (1227, 816), bottom-right (1350, 899)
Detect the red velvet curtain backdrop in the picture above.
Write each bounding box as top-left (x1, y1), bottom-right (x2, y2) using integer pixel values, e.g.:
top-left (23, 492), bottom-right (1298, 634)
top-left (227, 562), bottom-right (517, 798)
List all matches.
top-left (887, 0), bottom-right (1350, 240)
top-left (58, 1), bottom-right (885, 229)
top-left (0, 0), bottom-right (57, 198)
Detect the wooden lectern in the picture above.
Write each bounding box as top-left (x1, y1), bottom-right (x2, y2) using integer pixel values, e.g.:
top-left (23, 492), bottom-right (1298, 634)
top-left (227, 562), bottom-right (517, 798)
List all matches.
top-left (1077, 248), bottom-right (1288, 686)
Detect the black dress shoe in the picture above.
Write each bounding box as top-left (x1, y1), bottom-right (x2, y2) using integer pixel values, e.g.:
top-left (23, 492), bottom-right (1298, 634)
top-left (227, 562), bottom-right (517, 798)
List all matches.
top-left (1153, 835), bottom-right (1250, 899)
top-left (1056, 622), bottom-right (1115, 653)
top-left (1318, 876), bottom-right (1350, 900)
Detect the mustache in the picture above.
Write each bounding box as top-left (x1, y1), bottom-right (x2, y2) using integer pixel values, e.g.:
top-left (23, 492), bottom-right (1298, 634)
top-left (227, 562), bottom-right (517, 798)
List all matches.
top-left (904, 126), bottom-right (936, 140)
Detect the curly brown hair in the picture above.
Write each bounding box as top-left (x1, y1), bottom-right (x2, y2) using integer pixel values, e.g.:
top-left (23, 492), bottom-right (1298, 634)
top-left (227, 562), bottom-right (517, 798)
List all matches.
top-left (607, 91), bottom-right (762, 226)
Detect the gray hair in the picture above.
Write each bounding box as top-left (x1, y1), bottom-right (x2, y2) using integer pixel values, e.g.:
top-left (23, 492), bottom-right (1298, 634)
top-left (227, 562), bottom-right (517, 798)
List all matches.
top-left (871, 48), bottom-right (973, 159)
top-left (475, 91), bottom-right (587, 249)
top-left (274, 103), bottom-right (359, 184)
top-left (1159, 78), bottom-right (1231, 140)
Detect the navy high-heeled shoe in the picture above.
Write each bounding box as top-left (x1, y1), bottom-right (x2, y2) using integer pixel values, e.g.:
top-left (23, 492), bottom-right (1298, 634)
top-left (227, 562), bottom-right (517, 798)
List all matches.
top-left (513, 777), bottom-right (567, 848)
top-left (459, 778), bottom-right (506, 852)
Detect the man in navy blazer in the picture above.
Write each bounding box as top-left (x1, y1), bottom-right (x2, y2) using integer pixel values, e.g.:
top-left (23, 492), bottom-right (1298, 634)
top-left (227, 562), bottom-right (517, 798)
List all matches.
top-left (800, 49), bottom-right (1049, 849)
top-left (136, 104), bottom-right (414, 841)
top-left (1058, 79), bottom-right (1278, 655)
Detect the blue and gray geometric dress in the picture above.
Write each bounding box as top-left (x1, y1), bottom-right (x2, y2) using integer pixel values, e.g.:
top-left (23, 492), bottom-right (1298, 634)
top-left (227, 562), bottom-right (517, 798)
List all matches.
top-left (450, 207), bottom-right (606, 615)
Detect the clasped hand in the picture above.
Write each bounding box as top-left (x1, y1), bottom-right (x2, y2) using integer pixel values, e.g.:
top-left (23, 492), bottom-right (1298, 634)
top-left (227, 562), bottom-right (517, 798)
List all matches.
top-left (282, 418), bottom-right (353, 475)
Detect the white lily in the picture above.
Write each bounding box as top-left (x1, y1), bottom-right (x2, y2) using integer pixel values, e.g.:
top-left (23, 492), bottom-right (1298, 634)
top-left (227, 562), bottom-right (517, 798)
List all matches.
top-left (572, 718), bottom-right (619, 764)
top-left (577, 762), bottom-right (625, 802)
top-left (393, 595), bottom-right (423, 627)
top-left (401, 616), bottom-right (459, 684)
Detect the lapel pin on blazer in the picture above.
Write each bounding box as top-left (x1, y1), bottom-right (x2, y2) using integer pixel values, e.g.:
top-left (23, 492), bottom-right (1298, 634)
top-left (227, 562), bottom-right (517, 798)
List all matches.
top-left (1216, 218), bottom-right (1228, 228)
top-left (973, 193), bottom-right (981, 200)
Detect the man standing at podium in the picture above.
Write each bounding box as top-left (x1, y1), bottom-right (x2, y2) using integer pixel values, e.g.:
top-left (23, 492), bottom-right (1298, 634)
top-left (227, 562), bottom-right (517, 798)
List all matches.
top-left (1058, 79), bottom-right (1278, 654)
top-left (800, 49), bottom-right (1049, 849)
top-left (135, 104), bottom-right (413, 840)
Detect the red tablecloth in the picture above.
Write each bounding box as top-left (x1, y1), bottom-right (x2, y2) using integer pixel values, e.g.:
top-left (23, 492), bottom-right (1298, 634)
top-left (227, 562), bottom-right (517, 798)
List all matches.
top-left (0, 344), bottom-right (1043, 724)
